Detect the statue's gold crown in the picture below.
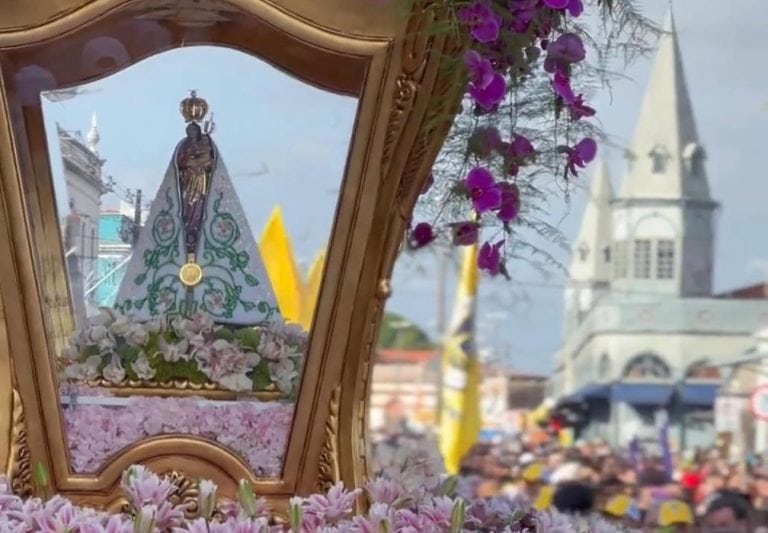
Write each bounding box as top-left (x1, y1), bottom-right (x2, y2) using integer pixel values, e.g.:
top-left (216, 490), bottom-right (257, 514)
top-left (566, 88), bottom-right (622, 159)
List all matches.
top-left (180, 90), bottom-right (208, 123)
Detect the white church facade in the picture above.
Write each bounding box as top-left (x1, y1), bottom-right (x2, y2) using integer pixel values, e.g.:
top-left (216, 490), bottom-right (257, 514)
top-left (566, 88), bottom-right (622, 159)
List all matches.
top-left (552, 13), bottom-right (768, 450)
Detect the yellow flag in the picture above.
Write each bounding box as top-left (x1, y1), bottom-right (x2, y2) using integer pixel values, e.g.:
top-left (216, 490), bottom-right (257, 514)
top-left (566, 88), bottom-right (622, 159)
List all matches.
top-left (439, 244), bottom-right (482, 474)
top-left (298, 251), bottom-right (325, 330)
top-left (258, 206), bottom-right (302, 324)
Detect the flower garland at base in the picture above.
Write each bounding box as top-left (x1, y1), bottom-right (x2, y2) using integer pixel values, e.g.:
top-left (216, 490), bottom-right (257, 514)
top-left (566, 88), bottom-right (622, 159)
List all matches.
top-left (59, 309), bottom-right (306, 397)
top-left (0, 465), bottom-right (636, 532)
top-left (61, 392), bottom-right (292, 477)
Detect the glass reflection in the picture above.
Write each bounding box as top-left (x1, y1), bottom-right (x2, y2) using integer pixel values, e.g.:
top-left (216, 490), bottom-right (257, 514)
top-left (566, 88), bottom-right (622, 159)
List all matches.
top-left (38, 46), bottom-right (357, 475)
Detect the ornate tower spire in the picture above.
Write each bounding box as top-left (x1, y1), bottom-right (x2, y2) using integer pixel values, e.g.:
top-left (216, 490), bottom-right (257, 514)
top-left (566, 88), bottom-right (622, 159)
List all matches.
top-left (564, 161), bottom-right (614, 336)
top-left (86, 112), bottom-right (100, 155)
top-left (618, 9), bottom-right (711, 202)
top-left (569, 160), bottom-right (614, 283)
top-left (612, 10), bottom-right (719, 297)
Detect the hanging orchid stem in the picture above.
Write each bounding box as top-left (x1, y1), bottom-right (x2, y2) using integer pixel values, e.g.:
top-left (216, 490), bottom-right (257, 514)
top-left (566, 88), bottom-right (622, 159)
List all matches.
top-left (406, 0), bottom-right (631, 277)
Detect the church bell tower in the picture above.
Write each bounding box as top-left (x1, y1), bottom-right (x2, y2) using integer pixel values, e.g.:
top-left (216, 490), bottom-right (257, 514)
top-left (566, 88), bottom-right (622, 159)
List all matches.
top-left (611, 10), bottom-right (718, 298)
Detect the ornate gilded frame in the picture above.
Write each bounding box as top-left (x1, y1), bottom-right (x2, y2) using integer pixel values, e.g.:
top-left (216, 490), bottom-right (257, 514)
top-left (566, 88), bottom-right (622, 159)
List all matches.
top-left (0, 0), bottom-right (461, 512)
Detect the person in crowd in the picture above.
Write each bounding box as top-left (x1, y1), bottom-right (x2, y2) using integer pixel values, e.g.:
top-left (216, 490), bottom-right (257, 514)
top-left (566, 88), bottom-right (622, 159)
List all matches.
top-left (551, 481), bottom-right (595, 516)
top-left (700, 491), bottom-right (755, 532)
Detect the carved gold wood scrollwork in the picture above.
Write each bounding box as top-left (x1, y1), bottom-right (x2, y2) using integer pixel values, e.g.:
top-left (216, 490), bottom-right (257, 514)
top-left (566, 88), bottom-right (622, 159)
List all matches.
top-left (316, 384), bottom-right (341, 492)
top-left (380, 0), bottom-right (444, 174)
top-left (115, 470), bottom-right (199, 518)
top-left (8, 389), bottom-right (33, 498)
top-left (166, 470), bottom-right (200, 517)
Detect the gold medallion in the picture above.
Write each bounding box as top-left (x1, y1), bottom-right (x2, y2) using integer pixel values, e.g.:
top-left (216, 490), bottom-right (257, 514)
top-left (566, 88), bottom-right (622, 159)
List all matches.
top-left (179, 262), bottom-right (203, 287)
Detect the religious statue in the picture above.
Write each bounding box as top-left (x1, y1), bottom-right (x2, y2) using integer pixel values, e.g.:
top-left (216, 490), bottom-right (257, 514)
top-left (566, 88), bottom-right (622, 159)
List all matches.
top-left (114, 91), bottom-right (279, 325)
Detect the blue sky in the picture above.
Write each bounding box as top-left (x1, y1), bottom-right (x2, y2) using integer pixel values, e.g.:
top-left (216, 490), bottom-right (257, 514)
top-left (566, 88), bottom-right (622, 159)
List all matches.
top-left (43, 0), bottom-right (768, 374)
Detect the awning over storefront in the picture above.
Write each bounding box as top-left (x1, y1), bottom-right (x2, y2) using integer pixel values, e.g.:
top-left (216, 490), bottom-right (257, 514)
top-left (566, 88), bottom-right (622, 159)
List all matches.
top-left (556, 383), bottom-right (611, 406)
top-left (610, 383), bottom-right (674, 406)
top-left (556, 381), bottom-right (720, 409)
top-left (677, 382), bottom-right (719, 407)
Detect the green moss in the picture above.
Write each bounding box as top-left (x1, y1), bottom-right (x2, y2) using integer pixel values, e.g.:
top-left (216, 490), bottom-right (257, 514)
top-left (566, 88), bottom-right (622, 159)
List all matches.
top-left (234, 327), bottom-right (261, 350)
top-left (248, 361), bottom-right (272, 391)
top-left (151, 354), bottom-right (207, 383)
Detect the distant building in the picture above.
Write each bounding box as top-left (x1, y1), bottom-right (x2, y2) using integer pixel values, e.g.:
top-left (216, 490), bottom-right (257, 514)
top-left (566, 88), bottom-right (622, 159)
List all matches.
top-left (93, 203), bottom-right (137, 307)
top-left (369, 349), bottom-right (438, 437)
top-left (369, 348), bottom-right (546, 440)
top-left (553, 12), bottom-right (768, 450)
top-left (58, 114), bottom-right (107, 323)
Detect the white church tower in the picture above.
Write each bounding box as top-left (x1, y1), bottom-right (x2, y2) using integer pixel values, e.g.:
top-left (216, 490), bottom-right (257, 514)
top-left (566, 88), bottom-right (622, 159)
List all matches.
top-left (612, 11), bottom-right (718, 297)
top-left (564, 160), bottom-right (613, 335)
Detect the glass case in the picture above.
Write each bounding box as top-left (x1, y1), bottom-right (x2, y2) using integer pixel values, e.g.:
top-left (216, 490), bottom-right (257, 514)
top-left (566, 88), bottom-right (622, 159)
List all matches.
top-left (0, 0), bottom-right (458, 507)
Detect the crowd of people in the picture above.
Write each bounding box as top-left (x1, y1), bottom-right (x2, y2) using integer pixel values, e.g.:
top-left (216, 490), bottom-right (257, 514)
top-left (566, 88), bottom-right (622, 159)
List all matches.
top-left (457, 435), bottom-right (768, 531)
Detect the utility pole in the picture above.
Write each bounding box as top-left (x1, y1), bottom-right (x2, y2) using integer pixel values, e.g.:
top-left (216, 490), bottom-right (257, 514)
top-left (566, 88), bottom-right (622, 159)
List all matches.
top-left (434, 247), bottom-right (449, 426)
top-left (132, 188), bottom-right (142, 246)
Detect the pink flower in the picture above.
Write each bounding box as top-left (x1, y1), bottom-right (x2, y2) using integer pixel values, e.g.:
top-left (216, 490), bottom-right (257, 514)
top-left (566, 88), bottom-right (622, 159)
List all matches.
top-left (468, 72), bottom-right (505, 111)
top-left (451, 221), bottom-right (479, 246)
top-left (194, 339), bottom-right (259, 392)
top-left (303, 483), bottom-right (362, 525)
top-left (544, 32), bottom-right (586, 74)
top-left (409, 222), bottom-right (434, 249)
top-left (366, 478), bottom-right (402, 505)
top-left (465, 167), bottom-right (502, 213)
top-left (497, 182), bottom-right (521, 223)
top-left (457, 0), bottom-right (501, 43)
top-left (478, 240), bottom-right (504, 276)
top-left (561, 137), bottom-right (597, 177)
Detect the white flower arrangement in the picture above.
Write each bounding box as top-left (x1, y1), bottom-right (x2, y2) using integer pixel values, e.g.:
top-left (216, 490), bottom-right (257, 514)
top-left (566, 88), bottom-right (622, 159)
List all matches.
top-left (58, 308), bottom-right (307, 397)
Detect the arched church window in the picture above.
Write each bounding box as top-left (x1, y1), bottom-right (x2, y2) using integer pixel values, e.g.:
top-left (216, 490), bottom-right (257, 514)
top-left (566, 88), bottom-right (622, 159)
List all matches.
top-left (633, 239), bottom-right (652, 279)
top-left (656, 239), bottom-right (675, 279)
top-left (683, 143), bottom-right (705, 177)
top-left (685, 360), bottom-right (721, 380)
top-left (598, 353), bottom-right (611, 379)
top-left (649, 145), bottom-right (669, 174)
top-left (623, 353), bottom-right (671, 379)
top-left (602, 245), bottom-right (611, 263)
top-left (578, 242), bottom-right (589, 261)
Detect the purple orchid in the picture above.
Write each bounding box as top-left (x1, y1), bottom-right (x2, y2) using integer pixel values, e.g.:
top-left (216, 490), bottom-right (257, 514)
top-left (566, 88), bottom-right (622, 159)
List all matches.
top-left (497, 182), bottom-right (521, 222)
top-left (465, 167), bottom-right (502, 213)
top-left (503, 134), bottom-right (535, 176)
top-left (542, 0), bottom-right (583, 16)
top-left (464, 50), bottom-right (495, 90)
top-left (552, 71), bottom-right (595, 120)
top-left (505, 134), bottom-right (535, 160)
top-left (561, 137), bottom-right (597, 177)
top-left (468, 72), bottom-right (505, 111)
top-left (543, 32), bottom-right (586, 74)
top-left (507, 0), bottom-right (539, 33)
top-left (457, 0), bottom-right (502, 43)
top-left (468, 126), bottom-right (503, 158)
top-left (478, 240), bottom-right (504, 276)
top-left (567, 94), bottom-right (596, 120)
top-left (409, 222), bottom-right (435, 249)
top-left (451, 221), bottom-right (479, 246)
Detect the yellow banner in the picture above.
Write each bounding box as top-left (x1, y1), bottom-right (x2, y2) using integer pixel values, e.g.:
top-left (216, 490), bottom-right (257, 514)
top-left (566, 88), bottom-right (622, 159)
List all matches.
top-left (439, 244), bottom-right (482, 474)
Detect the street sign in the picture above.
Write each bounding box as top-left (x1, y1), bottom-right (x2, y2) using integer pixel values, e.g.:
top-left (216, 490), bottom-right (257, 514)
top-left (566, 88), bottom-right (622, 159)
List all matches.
top-left (750, 386), bottom-right (768, 421)
top-left (715, 396), bottom-right (743, 433)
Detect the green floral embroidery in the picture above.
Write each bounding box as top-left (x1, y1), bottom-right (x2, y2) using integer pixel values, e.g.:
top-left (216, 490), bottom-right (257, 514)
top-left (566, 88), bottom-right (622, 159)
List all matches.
top-left (115, 181), bottom-right (278, 321)
top-left (199, 192), bottom-right (276, 320)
